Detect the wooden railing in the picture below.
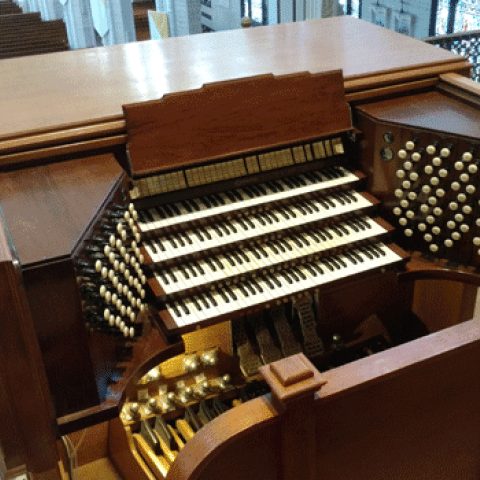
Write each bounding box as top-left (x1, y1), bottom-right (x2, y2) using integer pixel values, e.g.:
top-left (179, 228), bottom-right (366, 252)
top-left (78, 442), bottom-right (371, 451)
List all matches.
top-left (424, 29), bottom-right (480, 82)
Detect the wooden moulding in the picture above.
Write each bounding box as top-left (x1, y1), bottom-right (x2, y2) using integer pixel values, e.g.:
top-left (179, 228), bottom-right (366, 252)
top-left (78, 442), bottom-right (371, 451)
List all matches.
top-left (259, 354), bottom-right (327, 404)
top-left (0, 213), bottom-right (60, 477)
top-left (123, 71), bottom-right (352, 177)
top-left (399, 251), bottom-right (480, 285)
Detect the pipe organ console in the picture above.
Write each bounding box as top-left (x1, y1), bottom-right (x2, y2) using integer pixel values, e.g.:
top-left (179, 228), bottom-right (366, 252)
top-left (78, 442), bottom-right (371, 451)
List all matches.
top-left (1, 17), bottom-right (480, 480)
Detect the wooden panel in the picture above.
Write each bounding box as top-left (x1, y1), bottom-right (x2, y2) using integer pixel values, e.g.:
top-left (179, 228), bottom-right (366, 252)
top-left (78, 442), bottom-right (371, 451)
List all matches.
top-left (0, 154), bottom-right (123, 266)
top-left (0, 214), bottom-right (59, 476)
top-left (23, 261), bottom-right (100, 417)
top-left (314, 319), bottom-right (480, 480)
top-left (0, 17), bottom-right (465, 143)
top-left (124, 71), bottom-right (351, 176)
top-left (166, 396), bottom-right (281, 480)
top-left (356, 90), bottom-right (480, 139)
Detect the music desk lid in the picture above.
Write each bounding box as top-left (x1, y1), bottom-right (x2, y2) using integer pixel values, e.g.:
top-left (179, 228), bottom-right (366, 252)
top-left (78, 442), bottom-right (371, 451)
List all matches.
top-left (124, 70), bottom-right (352, 177)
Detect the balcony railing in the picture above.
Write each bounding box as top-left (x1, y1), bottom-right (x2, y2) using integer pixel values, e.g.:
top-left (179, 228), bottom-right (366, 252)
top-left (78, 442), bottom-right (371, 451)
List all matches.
top-left (424, 29), bottom-right (480, 82)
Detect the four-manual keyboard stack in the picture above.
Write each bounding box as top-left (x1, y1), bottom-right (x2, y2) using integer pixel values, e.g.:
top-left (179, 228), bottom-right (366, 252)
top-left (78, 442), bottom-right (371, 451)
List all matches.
top-left (137, 157), bottom-right (407, 335)
top-left (123, 71), bottom-right (410, 336)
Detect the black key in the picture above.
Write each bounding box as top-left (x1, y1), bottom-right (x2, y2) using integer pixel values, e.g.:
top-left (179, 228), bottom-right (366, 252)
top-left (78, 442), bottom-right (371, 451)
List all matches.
top-left (295, 175), bottom-right (307, 186)
top-left (277, 207), bottom-right (289, 220)
top-left (335, 256), bottom-right (347, 267)
top-left (280, 238), bottom-right (293, 251)
top-left (289, 176), bottom-right (301, 187)
top-left (200, 197), bottom-right (211, 208)
top-left (171, 204), bottom-right (181, 215)
top-left (361, 248), bottom-right (374, 260)
top-left (178, 265), bottom-right (189, 279)
top-left (168, 270), bottom-right (178, 282)
top-left (163, 204), bottom-right (175, 217)
top-left (237, 218), bottom-right (249, 230)
top-left (194, 262), bottom-right (205, 275)
top-left (263, 276), bottom-right (274, 289)
top-left (280, 271), bottom-right (293, 284)
top-left (243, 186), bottom-right (255, 199)
top-left (213, 225), bottom-right (223, 237)
top-left (198, 294), bottom-right (210, 309)
top-left (159, 271), bottom-right (169, 284)
top-left (299, 235), bottom-right (310, 246)
top-left (186, 264), bottom-right (198, 277)
top-left (321, 259), bottom-right (334, 272)
top-left (257, 245), bottom-right (269, 258)
top-left (208, 195), bottom-right (219, 207)
top-left (175, 234), bottom-right (185, 247)
top-left (261, 212), bottom-right (273, 224)
top-left (268, 242), bottom-right (279, 255)
top-left (251, 279), bottom-right (263, 293)
top-left (333, 194), bottom-right (345, 205)
top-left (168, 236), bottom-right (178, 248)
top-left (206, 258), bottom-right (217, 272)
top-left (219, 223), bottom-right (229, 235)
top-left (268, 274), bottom-right (282, 287)
top-left (225, 190), bottom-right (237, 202)
top-left (245, 282), bottom-right (255, 295)
top-left (154, 207), bottom-right (166, 219)
top-left (232, 252), bottom-right (244, 264)
top-left (215, 258), bottom-right (225, 270)
top-left (286, 269), bottom-right (298, 281)
top-left (366, 245), bottom-right (380, 258)
top-left (295, 204), bottom-right (307, 215)
top-left (227, 221), bottom-right (237, 233)
top-left (291, 236), bottom-right (303, 248)
top-left (309, 262), bottom-right (324, 275)
top-left (306, 200), bottom-right (319, 212)
top-left (371, 244), bottom-right (386, 256)
top-left (171, 303), bottom-right (181, 317)
top-left (347, 220), bottom-right (359, 232)
top-left (195, 231), bottom-right (204, 242)
top-left (189, 199), bottom-right (201, 211)
top-left (344, 191), bottom-right (358, 203)
top-left (276, 241), bottom-right (286, 253)
top-left (225, 286), bottom-right (237, 301)
top-left (213, 194), bottom-right (225, 205)
top-left (251, 247), bottom-right (261, 260)
top-left (294, 267), bottom-right (306, 280)
top-left (149, 239), bottom-right (160, 253)
top-left (344, 251), bottom-right (357, 265)
top-left (265, 181), bottom-right (278, 193)
top-left (271, 180), bottom-right (284, 191)
top-left (256, 184), bottom-right (267, 195)
top-left (206, 292), bottom-right (218, 307)
top-left (282, 178), bottom-right (295, 189)
top-left (304, 263), bottom-right (317, 276)
top-left (323, 228), bottom-right (333, 240)
top-left (308, 232), bottom-right (321, 243)
top-left (219, 289), bottom-right (229, 302)
top-left (238, 283), bottom-right (249, 297)
top-left (143, 209), bottom-right (155, 222)
top-left (239, 251), bottom-right (250, 263)
top-left (181, 201), bottom-right (193, 213)
top-left (224, 254), bottom-right (235, 267)
top-left (181, 232), bottom-right (193, 245)
top-left (255, 214), bottom-right (266, 226)
top-left (191, 297), bottom-right (202, 311)
top-left (245, 217), bottom-right (255, 229)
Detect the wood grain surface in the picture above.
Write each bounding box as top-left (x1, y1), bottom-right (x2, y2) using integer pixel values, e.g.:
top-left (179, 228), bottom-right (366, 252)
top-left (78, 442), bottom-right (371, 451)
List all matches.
top-left (0, 17), bottom-right (466, 143)
top-left (124, 71), bottom-right (350, 175)
top-left (0, 214), bottom-right (59, 476)
top-left (0, 154), bottom-right (123, 266)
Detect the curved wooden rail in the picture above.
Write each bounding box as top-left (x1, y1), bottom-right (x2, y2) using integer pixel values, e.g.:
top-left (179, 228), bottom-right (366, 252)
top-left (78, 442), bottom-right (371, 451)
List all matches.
top-left (398, 252), bottom-right (480, 286)
top-left (166, 395), bottom-right (281, 480)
